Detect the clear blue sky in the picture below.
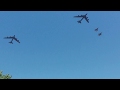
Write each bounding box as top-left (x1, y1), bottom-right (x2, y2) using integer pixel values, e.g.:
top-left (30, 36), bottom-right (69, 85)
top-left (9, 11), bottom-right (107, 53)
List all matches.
top-left (0, 11), bottom-right (120, 79)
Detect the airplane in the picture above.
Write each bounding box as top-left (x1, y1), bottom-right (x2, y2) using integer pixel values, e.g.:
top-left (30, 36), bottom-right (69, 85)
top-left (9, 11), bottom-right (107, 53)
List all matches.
top-left (98, 32), bottom-right (102, 36)
top-left (95, 28), bottom-right (98, 31)
top-left (74, 13), bottom-right (89, 23)
top-left (4, 35), bottom-right (20, 44)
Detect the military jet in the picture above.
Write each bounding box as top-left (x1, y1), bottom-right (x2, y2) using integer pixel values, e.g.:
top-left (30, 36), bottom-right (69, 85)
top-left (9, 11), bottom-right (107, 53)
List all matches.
top-left (4, 35), bottom-right (20, 44)
top-left (98, 32), bottom-right (102, 36)
top-left (74, 13), bottom-right (89, 23)
top-left (95, 28), bottom-right (98, 31)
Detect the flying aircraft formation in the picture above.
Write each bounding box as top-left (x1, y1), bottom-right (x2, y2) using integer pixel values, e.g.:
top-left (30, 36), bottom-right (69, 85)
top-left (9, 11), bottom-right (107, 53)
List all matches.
top-left (94, 28), bottom-right (102, 36)
top-left (4, 35), bottom-right (20, 44)
top-left (74, 13), bottom-right (102, 36)
top-left (4, 13), bottom-right (103, 44)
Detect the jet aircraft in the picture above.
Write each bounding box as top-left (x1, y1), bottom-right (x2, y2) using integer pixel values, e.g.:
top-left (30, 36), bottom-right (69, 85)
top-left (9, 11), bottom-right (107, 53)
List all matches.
top-left (4, 35), bottom-right (20, 44)
top-left (98, 32), bottom-right (102, 36)
top-left (74, 13), bottom-right (89, 23)
top-left (95, 28), bottom-right (98, 31)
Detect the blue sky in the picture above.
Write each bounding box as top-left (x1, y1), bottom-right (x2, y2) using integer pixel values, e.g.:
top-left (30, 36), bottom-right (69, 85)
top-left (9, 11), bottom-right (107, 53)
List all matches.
top-left (0, 11), bottom-right (120, 79)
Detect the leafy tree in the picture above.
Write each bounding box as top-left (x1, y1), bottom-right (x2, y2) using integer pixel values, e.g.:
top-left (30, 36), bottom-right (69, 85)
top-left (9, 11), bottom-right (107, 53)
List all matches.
top-left (0, 71), bottom-right (12, 79)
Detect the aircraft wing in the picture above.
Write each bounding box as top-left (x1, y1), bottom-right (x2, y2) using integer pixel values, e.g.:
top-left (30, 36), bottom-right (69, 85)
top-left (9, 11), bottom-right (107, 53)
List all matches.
top-left (14, 38), bottom-right (20, 43)
top-left (84, 17), bottom-right (89, 23)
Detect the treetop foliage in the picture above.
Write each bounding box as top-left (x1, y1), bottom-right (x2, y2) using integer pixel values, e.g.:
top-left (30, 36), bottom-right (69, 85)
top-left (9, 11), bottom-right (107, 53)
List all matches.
top-left (0, 71), bottom-right (12, 79)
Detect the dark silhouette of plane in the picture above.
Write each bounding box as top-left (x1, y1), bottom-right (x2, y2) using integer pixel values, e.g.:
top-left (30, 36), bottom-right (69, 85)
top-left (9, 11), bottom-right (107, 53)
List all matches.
top-left (74, 13), bottom-right (89, 23)
top-left (95, 28), bottom-right (98, 31)
top-left (4, 35), bottom-right (20, 44)
top-left (98, 32), bottom-right (102, 36)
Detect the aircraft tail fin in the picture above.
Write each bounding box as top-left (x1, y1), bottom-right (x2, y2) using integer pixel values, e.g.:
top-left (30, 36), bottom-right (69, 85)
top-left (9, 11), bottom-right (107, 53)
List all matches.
top-left (9, 41), bottom-right (13, 44)
top-left (77, 21), bottom-right (81, 23)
